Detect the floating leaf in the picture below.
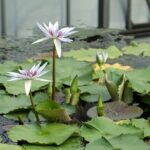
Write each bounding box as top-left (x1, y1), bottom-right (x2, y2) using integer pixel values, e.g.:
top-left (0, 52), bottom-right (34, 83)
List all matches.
top-left (23, 137), bottom-right (82, 150)
top-left (123, 43), bottom-right (150, 56)
top-left (107, 45), bottom-right (122, 59)
top-left (85, 135), bottom-right (150, 150)
top-left (87, 101), bottom-right (143, 120)
top-left (131, 118), bottom-right (150, 138)
top-left (80, 83), bottom-right (110, 102)
top-left (0, 144), bottom-right (22, 150)
top-left (4, 80), bottom-right (48, 95)
top-left (4, 111), bottom-right (29, 121)
top-left (126, 67), bottom-right (150, 94)
top-left (8, 123), bottom-right (79, 145)
top-left (0, 61), bottom-right (18, 75)
top-left (85, 137), bottom-right (112, 150)
top-left (36, 101), bottom-right (71, 122)
top-left (81, 117), bottom-right (142, 142)
top-left (46, 58), bottom-right (92, 86)
top-left (64, 46), bottom-right (122, 62)
top-left (0, 94), bottom-right (30, 114)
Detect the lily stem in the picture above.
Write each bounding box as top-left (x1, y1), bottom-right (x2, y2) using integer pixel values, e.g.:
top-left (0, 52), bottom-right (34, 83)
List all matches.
top-left (52, 46), bottom-right (56, 100)
top-left (29, 92), bottom-right (40, 125)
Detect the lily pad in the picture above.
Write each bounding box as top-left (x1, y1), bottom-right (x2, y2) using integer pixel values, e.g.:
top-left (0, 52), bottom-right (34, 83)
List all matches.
top-left (46, 58), bottom-right (92, 86)
top-left (0, 144), bottom-right (22, 150)
top-left (64, 46), bottom-right (122, 62)
top-left (85, 135), bottom-right (150, 150)
top-left (23, 137), bottom-right (82, 150)
top-left (0, 94), bottom-right (31, 114)
top-left (126, 67), bottom-right (150, 94)
top-left (123, 43), bottom-right (150, 56)
top-left (80, 83), bottom-right (111, 102)
top-left (87, 101), bottom-right (143, 120)
top-left (81, 117), bottom-right (142, 142)
top-left (131, 118), bottom-right (150, 138)
top-left (8, 123), bottom-right (79, 145)
top-left (36, 100), bottom-right (71, 122)
top-left (0, 61), bottom-right (18, 75)
top-left (4, 80), bottom-right (49, 95)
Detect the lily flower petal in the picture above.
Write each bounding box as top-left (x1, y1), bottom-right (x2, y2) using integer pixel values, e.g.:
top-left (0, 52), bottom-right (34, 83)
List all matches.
top-left (32, 37), bottom-right (49, 44)
top-left (53, 39), bottom-right (61, 58)
top-left (35, 78), bottom-right (50, 82)
top-left (25, 80), bottom-right (32, 96)
top-left (37, 23), bottom-right (49, 36)
top-left (36, 62), bottom-right (48, 74)
top-left (59, 37), bottom-right (73, 42)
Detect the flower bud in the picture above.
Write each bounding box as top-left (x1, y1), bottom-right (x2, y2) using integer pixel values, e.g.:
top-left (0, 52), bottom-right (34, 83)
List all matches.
top-left (96, 50), bottom-right (108, 66)
top-left (70, 75), bottom-right (78, 94)
top-left (97, 96), bottom-right (104, 116)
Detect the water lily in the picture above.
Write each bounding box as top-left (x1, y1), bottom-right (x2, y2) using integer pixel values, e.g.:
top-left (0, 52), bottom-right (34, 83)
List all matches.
top-left (96, 50), bottom-right (108, 66)
top-left (33, 21), bottom-right (77, 58)
top-left (7, 62), bottom-right (50, 96)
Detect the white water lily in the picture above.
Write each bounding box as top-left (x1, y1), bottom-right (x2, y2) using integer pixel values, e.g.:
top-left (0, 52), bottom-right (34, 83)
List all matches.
top-left (96, 50), bottom-right (108, 66)
top-left (33, 22), bottom-right (77, 58)
top-left (7, 62), bottom-right (50, 96)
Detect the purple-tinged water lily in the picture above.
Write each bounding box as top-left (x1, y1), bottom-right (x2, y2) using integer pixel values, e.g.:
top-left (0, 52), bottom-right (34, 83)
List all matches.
top-left (7, 62), bottom-right (50, 96)
top-left (96, 50), bottom-right (108, 66)
top-left (33, 22), bottom-right (77, 57)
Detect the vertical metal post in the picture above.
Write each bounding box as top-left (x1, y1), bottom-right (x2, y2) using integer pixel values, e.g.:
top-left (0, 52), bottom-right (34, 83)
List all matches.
top-left (1, 0), bottom-right (5, 37)
top-left (98, 0), bottom-right (109, 28)
top-left (66, 0), bottom-right (70, 26)
top-left (126, 0), bottom-right (132, 30)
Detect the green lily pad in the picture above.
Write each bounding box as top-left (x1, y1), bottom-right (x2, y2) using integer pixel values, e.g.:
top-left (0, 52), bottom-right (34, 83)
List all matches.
top-left (0, 94), bottom-right (31, 114)
top-left (64, 46), bottom-right (122, 62)
top-left (85, 137), bottom-right (112, 150)
top-left (131, 118), bottom-right (150, 138)
top-left (85, 135), bottom-right (150, 150)
top-left (36, 100), bottom-right (71, 122)
top-left (126, 67), bottom-right (150, 94)
top-left (23, 137), bottom-right (82, 150)
top-left (0, 61), bottom-right (18, 75)
top-left (0, 144), bottom-right (22, 150)
top-left (45, 58), bottom-right (92, 86)
top-left (3, 80), bottom-right (49, 95)
top-left (4, 111), bottom-right (29, 121)
top-left (87, 101), bottom-right (143, 120)
top-left (8, 123), bottom-right (79, 145)
top-left (109, 134), bottom-right (150, 150)
top-left (81, 117), bottom-right (142, 142)
top-left (123, 43), bottom-right (150, 56)
top-left (80, 83), bottom-right (111, 102)
top-left (107, 45), bottom-right (122, 59)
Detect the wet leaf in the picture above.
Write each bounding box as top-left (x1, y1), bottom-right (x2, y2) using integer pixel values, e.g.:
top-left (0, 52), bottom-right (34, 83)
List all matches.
top-left (0, 94), bottom-right (30, 114)
top-left (0, 144), bottom-right (22, 150)
top-left (5, 80), bottom-right (48, 95)
top-left (80, 83), bottom-right (110, 102)
top-left (0, 61), bottom-right (18, 75)
top-left (23, 137), bottom-right (82, 150)
top-left (131, 118), bottom-right (150, 138)
top-left (36, 100), bottom-right (71, 122)
top-left (81, 117), bottom-right (142, 142)
top-left (8, 123), bottom-right (79, 145)
top-left (64, 46), bottom-right (122, 62)
top-left (123, 43), bottom-right (150, 56)
top-left (86, 135), bottom-right (150, 150)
